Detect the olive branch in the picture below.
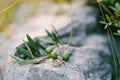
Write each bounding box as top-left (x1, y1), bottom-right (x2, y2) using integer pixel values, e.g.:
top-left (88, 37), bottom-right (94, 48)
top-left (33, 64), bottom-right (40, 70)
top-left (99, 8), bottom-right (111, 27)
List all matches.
top-left (11, 26), bottom-right (73, 66)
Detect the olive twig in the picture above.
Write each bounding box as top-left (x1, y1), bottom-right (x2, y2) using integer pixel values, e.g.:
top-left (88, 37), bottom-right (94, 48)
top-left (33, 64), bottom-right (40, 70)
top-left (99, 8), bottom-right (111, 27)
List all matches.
top-left (14, 56), bottom-right (50, 65)
top-left (52, 58), bottom-right (65, 67)
top-left (13, 27), bottom-right (72, 66)
top-left (48, 45), bottom-right (57, 49)
top-left (57, 58), bottom-right (65, 65)
top-left (64, 18), bottom-right (73, 49)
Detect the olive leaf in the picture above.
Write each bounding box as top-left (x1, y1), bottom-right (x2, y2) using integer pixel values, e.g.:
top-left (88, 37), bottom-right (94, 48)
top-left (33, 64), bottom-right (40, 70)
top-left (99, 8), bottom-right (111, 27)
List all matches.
top-left (35, 41), bottom-right (46, 50)
top-left (51, 25), bottom-right (59, 36)
top-left (51, 31), bottom-right (63, 45)
top-left (12, 27), bottom-right (68, 65)
top-left (16, 47), bottom-right (33, 59)
top-left (36, 37), bottom-right (55, 44)
top-left (45, 30), bottom-right (53, 39)
top-left (26, 34), bottom-right (41, 57)
top-left (23, 40), bottom-right (35, 59)
top-left (115, 2), bottom-right (120, 11)
top-left (45, 29), bottom-right (63, 45)
top-left (51, 25), bottom-right (62, 41)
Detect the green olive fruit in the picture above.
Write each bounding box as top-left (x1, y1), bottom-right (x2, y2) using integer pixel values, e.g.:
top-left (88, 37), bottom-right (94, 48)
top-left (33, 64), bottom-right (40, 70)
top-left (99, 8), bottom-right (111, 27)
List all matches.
top-left (46, 47), bottom-right (53, 54)
top-left (62, 53), bottom-right (71, 61)
top-left (50, 52), bottom-right (57, 60)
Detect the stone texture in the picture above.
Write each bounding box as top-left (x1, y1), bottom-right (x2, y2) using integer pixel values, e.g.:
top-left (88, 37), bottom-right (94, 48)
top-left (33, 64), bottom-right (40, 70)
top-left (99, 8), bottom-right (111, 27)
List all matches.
top-left (0, 1), bottom-right (112, 80)
top-left (58, 6), bottom-right (98, 46)
top-left (5, 36), bottom-right (111, 80)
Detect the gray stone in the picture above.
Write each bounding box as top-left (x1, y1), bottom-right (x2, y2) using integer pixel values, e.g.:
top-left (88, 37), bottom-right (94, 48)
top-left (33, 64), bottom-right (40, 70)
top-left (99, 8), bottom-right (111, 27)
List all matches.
top-left (0, 34), bottom-right (6, 45)
top-left (0, 1), bottom-right (112, 80)
top-left (5, 34), bottom-right (111, 80)
top-left (58, 6), bottom-right (98, 46)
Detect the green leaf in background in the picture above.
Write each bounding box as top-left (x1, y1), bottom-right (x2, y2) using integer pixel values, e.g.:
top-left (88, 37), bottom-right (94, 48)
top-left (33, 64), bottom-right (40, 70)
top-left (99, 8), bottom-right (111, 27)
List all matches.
top-left (104, 24), bottom-right (109, 29)
top-left (115, 3), bottom-right (120, 11)
top-left (26, 34), bottom-right (41, 57)
top-left (103, 0), bottom-right (116, 4)
top-left (0, 1), bottom-right (18, 15)
top-left (98, 1), bottom-right (120, 80)
top-left (97, 0), bottom-right (103, 2)
top-left (16, 47), bottom-right (33, 59)
top-left (114, 30), bottom-right (120, 36)
top-left (109, 6), bottom-right (117, 11)
top-left (118, 30), bottom-right (120, 33)
top-left (53, 0), bottom-right (64, 4)
top-left (105, 14), bottom-right (111, 22)
top-left (110, 16), bottom-right (115, 20)
top-left (99, 21), bottom-right (107, 24)
top-left (114, 22), bottom-right (120, 28)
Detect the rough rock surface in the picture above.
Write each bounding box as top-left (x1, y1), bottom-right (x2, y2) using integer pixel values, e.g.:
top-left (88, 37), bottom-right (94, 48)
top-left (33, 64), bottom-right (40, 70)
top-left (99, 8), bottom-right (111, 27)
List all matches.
top-left (0, 1), bottom-right (112, 80)
top-left (5, 35), bottom-right (111, 80)
top-left (58, 6), bottom-right (98, 46)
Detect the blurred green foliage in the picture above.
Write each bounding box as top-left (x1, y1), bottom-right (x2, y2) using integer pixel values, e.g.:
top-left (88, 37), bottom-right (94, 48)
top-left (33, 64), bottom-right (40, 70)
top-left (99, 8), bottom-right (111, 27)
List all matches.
top-left (0, 0), bottom-right (73, 33)
top-left (53, 0), bottom-right (73, 4)
top-left (0, 0), bottom-right (46, 33)
top-left (98, 0), bottom-right (120, 36)
top-left (0, 0), bottom-right (17, 32)
top-left (98, 0), bottom-right (120, 80)
top-left (101, 0), bottom-right (120, 4)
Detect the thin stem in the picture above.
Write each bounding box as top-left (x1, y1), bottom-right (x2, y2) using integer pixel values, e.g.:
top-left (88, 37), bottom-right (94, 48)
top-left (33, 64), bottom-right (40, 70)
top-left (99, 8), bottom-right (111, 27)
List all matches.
top-left (49, 45), bottom-right (57, 49)
top-left (98, 2), bottom-right (105, 21)
top-left (107, 29), bottom-right (118, 80)
top-left (0, 1), bottom-right (18, 15)
top-left (98, 1), bottom-right (120, 79)
top-left (108, 28), bottom-right (120, 79)
top-left (57, 58), bottom-right (65, 65)
top-left (99, 1), bottom-right (120, 21)
top-left (108, 28), bottom-right (120, 64)
top-left (99, 2), bottom-right (114, 16)
top-left (68, 18), bottom-right (73, 46)
top-left (0, 15), bottom-right (5, 25)
top-left (65, 18), bottom-right (73, 48)
top-left (14, 56), bottom-right (50, 65)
